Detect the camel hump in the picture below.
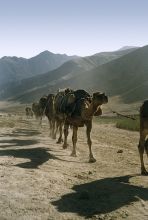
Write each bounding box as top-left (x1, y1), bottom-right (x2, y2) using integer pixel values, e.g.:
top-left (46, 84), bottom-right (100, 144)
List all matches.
top-left (141, 100), bottom-right (148, 118)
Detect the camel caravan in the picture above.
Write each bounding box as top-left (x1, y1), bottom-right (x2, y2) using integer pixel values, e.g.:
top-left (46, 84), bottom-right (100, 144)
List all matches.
top-left (27, 88), bottom-right (148, 175)
top-left (29, 88), bottom-right (108, 163)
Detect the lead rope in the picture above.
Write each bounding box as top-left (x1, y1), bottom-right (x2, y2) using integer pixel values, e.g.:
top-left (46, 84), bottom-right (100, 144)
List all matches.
top-left (105, 105), bottom-right (137, 120)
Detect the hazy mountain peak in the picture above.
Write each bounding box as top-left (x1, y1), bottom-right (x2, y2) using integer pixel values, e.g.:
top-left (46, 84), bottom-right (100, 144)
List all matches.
top-left (38, 50), bottom-right (54, 56)
top-left (118, 46), bottom-right (139, 51)
top-left (0, 50), bottom-right (78, 87)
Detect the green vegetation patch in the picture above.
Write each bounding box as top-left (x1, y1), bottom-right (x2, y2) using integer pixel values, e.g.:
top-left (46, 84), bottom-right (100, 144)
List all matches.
top-left (116, 116), bottom-right (139, 131)
top-left (94, 115), bottom-right (139, 131)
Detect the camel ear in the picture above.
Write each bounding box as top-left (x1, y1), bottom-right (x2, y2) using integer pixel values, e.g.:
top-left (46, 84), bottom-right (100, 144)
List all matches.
top-left (93, 92), bottom-right (101, 98)
top-left (93, 92), bottom-right (97, 98)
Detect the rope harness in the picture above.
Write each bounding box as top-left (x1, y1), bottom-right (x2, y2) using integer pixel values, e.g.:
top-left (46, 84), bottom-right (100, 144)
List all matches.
top-left (105, 105), bottom-right (137, 120)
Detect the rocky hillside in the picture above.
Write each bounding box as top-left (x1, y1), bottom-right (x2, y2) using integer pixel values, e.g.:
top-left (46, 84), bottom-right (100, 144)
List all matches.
top-left (58, 45), bottom-right (148, 103)
top-left (0, 51), bottom-right (77, 87)
top-left (0, 47), bottom-right (139, 103)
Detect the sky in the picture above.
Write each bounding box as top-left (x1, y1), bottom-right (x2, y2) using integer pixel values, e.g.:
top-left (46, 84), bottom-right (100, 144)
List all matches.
top-left (0, 0), bottom-right (148, 58)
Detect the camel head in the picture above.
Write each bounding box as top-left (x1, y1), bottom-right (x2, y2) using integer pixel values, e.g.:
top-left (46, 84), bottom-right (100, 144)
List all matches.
top-left (79, 92), bottom-right (108, 120)
top-left (92, 92), bottom-right (108, 106)
top-left (39, 96), bottom-right (48, 109)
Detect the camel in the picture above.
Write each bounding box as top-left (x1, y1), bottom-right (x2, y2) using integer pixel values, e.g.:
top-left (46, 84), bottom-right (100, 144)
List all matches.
top-left (138, 100), bottom-right (148, 175)
top-left (54, 88), bottom-right (75, 143)
top-left (62, 90), bottom-right (108, 162)
top-left (39, 94), bottom-right (56, 138)
top-left (25, 107), bottom-right (33, 118)
top-left (32, 101), bottom-right (44, 124)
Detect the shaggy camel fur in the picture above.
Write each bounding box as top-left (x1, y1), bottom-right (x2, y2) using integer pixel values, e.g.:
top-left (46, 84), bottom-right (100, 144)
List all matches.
top-left (138, 100), bottom-right (148, 175)
top-left (62, 90), bottom-right (108, 162)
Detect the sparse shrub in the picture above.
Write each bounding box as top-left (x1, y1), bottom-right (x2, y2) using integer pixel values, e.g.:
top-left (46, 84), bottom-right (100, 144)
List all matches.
top-left (116, 116), bottom-right (139, 131)
top-left (95, 115), bottom-right (140, 131)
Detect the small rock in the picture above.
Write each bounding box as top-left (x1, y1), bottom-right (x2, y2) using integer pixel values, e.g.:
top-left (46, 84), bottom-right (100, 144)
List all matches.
top-left (117, 149), bottom-right (123, 153)
top-left (88, 171), bottom-right (92, 175)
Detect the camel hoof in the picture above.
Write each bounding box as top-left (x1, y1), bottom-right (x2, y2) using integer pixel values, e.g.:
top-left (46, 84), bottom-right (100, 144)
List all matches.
top-left (70, 152), bottom-right (77, 157)
top-left (63, 144), bottom-right (68, 149)
top-left (89, 157), bottom-right (96, 163)
top-left (141, 170), bottom-right (148, 176)
top-left (56, 140), bottom-right (62, 144)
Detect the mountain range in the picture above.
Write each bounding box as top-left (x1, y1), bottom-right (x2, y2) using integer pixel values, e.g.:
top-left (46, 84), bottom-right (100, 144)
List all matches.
top-left (0, 45), bottom-right (147, 105)
top-left (0, 51), bottom-right (77, 87)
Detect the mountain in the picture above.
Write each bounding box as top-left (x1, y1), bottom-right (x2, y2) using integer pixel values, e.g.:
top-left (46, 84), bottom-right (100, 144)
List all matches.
top-left (56, 45), bottom-right (148, 103)
top-left (0, 47), bottom-right (139, 103)
top-left (0, 60), bottom-right (85, 102)
top-left (15, 45), bottom-right (147, 104)
top-left (0, 51), bottom-right (77, 87)
top-left (118, 46), bottom-right (139, 51)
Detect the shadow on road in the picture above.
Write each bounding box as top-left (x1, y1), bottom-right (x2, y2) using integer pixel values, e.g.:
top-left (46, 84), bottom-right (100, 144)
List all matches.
top-left (0, 139), bottom-right (39, 148)
top-left (0, 147), bottom-right (60, 169)
top-left (0, 128), bottom-right (41, 137)
top-left (52, 175), bottom-right (148, 218)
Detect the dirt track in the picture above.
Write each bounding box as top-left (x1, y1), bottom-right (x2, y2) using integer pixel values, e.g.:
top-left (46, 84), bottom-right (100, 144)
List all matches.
top-left (0, 116), bottom-right (148, 220)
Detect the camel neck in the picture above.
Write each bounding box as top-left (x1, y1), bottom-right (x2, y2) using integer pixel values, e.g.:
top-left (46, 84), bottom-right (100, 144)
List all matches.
top-left (82, 101), bottom-right (101, 120)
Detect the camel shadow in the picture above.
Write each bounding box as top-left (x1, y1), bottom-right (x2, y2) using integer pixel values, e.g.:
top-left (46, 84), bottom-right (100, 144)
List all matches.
top-left (0, 139), bottom-right (38, 148)
top-left (52, 175), bottom-right (148, 218)
top-left (0, 147), bottom-right (59, 169)
top-left (10, 128), bottom-right (41, 137)
top-left (0, 128), bottom-right (41, 137)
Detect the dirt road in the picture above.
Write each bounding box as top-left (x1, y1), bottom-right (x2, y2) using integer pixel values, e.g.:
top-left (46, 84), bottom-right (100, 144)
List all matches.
top-left (0, 116), bottom-right (148, 220)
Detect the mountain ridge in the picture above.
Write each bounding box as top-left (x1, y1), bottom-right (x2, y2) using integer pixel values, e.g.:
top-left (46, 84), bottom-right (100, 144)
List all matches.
top-left (0, 50), bottom-right (78, 87)
top-left (0, 46), bottom-right (141, 103)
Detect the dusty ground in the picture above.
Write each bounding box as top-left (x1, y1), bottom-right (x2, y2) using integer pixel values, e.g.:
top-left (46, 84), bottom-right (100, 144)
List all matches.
top-left (0, 114), bottom-right (148, 220)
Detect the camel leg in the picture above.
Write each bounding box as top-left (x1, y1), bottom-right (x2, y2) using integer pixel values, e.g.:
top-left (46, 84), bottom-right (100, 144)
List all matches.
top-left (145, 139), bottom-right (148, 157)
top-left (57, 122), bottom-right (63, 144)
top-left (54, 120), bottom-right (59, 140)
top-left (39, 116), bottom-right (42, 126)
top-left (138, 132), bottom-right (148, 175)
top-left (48, 120), bottom-right (52, 137)
top-left (86, 121), bottom-right (96, 163)
top-left (52, 120), bottom-right (56, 139)
top-left (71, 126), bottom-right (78, 157)
top-left (63, 123), bottom-right (69, 149)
